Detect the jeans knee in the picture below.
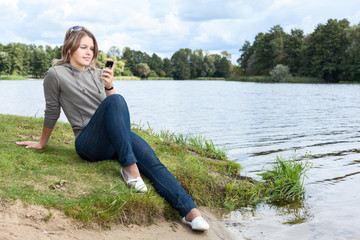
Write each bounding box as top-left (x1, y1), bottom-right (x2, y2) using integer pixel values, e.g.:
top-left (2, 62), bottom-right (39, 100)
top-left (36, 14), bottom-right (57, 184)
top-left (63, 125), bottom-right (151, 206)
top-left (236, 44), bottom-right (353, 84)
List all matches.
top-left (105, 94), bottom-right (127, 109)
top-left (106, 94), bottom-right (125, 103)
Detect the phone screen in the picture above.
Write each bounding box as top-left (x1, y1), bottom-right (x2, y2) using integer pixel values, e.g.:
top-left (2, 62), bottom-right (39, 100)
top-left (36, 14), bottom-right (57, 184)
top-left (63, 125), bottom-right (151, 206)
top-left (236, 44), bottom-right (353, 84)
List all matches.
top-left (105, 60), bottom-right (114, 69)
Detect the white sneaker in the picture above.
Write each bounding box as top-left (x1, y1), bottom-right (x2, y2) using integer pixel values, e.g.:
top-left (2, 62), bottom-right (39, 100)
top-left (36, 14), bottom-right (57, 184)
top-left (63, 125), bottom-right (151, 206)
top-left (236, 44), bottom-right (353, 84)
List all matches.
top-left (120, 168), bottom-right (147, 193)
top-left (182, 216), bottom-right (210, 231)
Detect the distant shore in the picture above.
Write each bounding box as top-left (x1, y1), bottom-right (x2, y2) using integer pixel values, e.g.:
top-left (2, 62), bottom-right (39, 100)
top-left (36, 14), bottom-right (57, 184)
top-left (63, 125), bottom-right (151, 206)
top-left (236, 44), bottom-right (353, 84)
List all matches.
top-left (3, 74), bottom-right (360, 83)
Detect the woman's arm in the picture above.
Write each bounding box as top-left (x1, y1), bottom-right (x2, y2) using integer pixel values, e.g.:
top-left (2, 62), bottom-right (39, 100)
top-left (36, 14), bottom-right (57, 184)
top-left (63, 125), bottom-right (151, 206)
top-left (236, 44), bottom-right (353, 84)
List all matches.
top-left (16, 125), bottom-right (53, 149)
top-left (17, 68), bottom-right (59, 150)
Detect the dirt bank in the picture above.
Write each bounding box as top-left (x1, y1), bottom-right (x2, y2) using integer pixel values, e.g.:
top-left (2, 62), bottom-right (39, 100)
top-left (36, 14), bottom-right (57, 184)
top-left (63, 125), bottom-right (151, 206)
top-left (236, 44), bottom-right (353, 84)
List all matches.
top-left (0, 200), bottom-right (238, 240)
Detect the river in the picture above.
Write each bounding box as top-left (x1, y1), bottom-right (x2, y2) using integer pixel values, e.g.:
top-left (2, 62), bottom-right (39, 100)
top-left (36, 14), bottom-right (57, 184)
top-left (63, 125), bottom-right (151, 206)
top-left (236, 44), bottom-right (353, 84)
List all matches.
top-left (1, 80), bottom-right (359, 239)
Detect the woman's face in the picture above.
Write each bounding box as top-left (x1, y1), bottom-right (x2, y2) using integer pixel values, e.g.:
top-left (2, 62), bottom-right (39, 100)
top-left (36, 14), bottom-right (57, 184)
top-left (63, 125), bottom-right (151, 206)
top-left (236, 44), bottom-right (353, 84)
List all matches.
top-left (69, 35), bottom-right (94, 71)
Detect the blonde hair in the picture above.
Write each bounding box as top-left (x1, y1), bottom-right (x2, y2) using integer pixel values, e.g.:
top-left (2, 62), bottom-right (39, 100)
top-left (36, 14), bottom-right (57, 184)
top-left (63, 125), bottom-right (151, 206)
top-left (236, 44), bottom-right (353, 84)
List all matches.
top-left (54, 26), bottom-right (98, 69)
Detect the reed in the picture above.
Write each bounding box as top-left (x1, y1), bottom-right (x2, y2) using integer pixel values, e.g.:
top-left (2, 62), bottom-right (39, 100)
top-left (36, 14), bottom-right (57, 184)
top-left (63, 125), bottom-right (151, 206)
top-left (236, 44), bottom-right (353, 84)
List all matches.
top-left (258, 155), bottom-right (312, 202)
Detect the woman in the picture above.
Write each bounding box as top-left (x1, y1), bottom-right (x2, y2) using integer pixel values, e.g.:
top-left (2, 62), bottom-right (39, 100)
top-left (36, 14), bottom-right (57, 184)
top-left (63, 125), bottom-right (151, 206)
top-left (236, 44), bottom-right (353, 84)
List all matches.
top-left (16, 26), bottom-right (209, 231)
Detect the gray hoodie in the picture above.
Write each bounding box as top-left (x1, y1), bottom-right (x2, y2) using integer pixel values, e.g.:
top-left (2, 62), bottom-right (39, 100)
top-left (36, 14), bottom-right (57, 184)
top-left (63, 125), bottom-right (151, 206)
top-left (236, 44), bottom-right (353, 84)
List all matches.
top-left (43, 63), bottom-right (106, 137)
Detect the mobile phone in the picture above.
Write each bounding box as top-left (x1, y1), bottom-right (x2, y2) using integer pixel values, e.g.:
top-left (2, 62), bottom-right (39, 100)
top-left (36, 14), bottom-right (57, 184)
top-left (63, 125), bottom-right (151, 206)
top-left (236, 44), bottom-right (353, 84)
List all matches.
top-left (105, 60), bottom-right (114, 69)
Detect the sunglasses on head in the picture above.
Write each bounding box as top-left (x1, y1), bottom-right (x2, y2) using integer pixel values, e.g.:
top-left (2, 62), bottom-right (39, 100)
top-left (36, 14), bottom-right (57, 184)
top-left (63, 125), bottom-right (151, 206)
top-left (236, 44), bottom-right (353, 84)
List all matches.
top-left (69, 26), bottom-right (84, 34)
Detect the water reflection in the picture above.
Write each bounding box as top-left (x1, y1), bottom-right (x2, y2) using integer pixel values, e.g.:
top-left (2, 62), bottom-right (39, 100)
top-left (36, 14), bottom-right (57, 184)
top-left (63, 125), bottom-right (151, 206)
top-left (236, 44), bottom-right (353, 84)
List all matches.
top-left (222, 201), bottom-right (314, 238)
top-left (272, 202), bottom-right (314, 225)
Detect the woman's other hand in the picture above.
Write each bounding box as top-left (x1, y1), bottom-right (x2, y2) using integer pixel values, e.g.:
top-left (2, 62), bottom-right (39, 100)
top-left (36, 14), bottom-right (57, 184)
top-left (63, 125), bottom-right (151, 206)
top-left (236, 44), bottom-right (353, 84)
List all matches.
top-left (16, 141), bottom-right (44, 150)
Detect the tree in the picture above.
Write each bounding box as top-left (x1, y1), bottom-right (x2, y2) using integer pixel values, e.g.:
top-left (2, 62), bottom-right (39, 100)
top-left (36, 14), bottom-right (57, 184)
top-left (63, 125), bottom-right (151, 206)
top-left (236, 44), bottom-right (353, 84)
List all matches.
top-left (163, 58), bottom-right (173, 77)
top-left (135, 63), bottom-right (150, 78)
top-left (342, 24), bottom-right (360, 81)
top-left (53, 46), bottom-right (62, 60)
top-left (45, 45), bottom-right (55, 67)
top-left (211, 54), bottom-right (223, 77)
top-left (216, 57), bottom-right (231, 78)
top-left (284, 29), bottom-right (304, 75)
top-left (121, 47), bottom-right (151, 76)
top-left (149, 53), bottom-right (163, 76)
top-left (252, 25), bottom-right (288, 75)
top-left (114, 60), bottom-right (125, 76)
top-left (20, 44), bottom-right (33, 75)
top-left (304, 18), bottom-right (350, 82)
top-left (203, 55), bottom-right (216, 77)
top-left (0, 51), bottom-right (11, 75)
top-left (171, 48), bottom-right (191, 80)
top-left (221, 51), bottom-right (232, 61)
top-left (107, 46), bottom-right (121, 60)
top-left (121, 47), bottom-right (136, 74)
top-left (189, 49), bottom-right (203, 79)
top-left (31, 47), bottom-right (48, 78)
top-left (6, 44), bottom-right (25, 75)
top-left (238, 40), bottom-right (254, 75)
top-left (96, 50), bottom-right (108, 68)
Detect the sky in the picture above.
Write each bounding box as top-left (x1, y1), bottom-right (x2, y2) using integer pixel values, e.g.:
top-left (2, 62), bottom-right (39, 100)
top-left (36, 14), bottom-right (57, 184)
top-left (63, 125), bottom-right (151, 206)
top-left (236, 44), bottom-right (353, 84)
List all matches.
top-left (1, 0), bottom-right (360, 63)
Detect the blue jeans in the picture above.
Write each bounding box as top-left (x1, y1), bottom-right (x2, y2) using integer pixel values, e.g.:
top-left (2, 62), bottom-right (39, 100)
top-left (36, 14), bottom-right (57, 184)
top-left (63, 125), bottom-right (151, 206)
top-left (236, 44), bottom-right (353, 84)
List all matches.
top-left (75, 94), bottom-right (197, 217)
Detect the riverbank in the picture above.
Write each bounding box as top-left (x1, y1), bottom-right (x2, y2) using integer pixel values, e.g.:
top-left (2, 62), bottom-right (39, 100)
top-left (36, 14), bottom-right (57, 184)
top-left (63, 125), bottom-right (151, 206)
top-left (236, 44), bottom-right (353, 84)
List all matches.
top-left (0, 114), bottom-right (245, 224)
top-left (0, 113), bottom-right (308, 238)
top-left (0, 200), bottom-right (237, 240)
top-left (228, 76), bottom-right (326, 83)
top-left (0, 75), bottom-right (28, 80)
top-left (2, 74), bottom-right (360, 83)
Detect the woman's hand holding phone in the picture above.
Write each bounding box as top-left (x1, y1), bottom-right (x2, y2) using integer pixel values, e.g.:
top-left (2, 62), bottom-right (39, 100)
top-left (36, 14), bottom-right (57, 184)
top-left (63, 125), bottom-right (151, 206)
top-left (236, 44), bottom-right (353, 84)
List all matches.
top-left (101, 60), bottom-right (115, 92)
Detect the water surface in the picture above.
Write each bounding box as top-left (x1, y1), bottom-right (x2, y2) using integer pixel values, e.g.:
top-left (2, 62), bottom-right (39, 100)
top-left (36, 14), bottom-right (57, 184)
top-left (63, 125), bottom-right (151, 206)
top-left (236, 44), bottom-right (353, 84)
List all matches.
top-left (1, 80), bottom-right (359, 239)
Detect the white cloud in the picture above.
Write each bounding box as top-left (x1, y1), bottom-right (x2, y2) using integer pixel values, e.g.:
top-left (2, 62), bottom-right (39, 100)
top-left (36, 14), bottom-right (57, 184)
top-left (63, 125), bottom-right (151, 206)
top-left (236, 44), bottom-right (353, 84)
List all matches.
top-left (1, 0), bottom-right (360, 62)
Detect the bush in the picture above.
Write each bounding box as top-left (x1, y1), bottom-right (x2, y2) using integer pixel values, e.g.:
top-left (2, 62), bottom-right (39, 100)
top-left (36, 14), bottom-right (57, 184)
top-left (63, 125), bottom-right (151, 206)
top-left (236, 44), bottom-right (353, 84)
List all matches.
top-left (270, 64), bottom-right (292, 82)
top-left (122, 70), bottom-right (134, 76)
top-left (148, 70), bottom-right (158, 78)
top-left (159, 70), bottom-right (166, 78)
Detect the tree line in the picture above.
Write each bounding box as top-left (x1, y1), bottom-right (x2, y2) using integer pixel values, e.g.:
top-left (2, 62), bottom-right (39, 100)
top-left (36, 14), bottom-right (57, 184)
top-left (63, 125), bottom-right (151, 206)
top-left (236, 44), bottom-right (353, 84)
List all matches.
top-left (0, 42), bottom-right (234, 79)
top-left (1, 18), bottom-right (359, 82)
top-left (238, 18), bottom-right (360, 82)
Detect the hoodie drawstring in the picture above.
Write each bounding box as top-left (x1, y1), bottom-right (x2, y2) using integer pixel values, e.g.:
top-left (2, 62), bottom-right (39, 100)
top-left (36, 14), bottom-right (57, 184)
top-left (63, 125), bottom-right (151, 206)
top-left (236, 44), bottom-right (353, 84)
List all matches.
top-left (71, 68), bottom-right (86, 92)
top-left (68, 65), bottom-right (102, 94)
top-left (89, 68), bottom-right (102, 94)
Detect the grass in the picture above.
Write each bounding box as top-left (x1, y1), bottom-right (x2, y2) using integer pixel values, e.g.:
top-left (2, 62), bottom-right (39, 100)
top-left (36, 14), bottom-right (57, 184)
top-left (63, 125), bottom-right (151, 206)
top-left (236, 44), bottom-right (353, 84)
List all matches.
top-left (114, 76), bottom-right (174, 80)
top-left (143, 125), bottom-right (228, 161)
top-left (145, 77), bottom-right (174, 80)
top-left (228, 76), bottom-right (272, 82)
top-left (228, 76), bottom-right (325, 83)
top-left (0, 75), bottom-right (28, 80)
top-left (113, 76), bottom-right (141, 80)
top-left (194, 77), bottom-right (226, 80)
top-left (257, 155), bottom-right (312, 203)
top-left (0, 114), bottom-right (311, 228)
top-left (279, 77), bottom-right (325, 83)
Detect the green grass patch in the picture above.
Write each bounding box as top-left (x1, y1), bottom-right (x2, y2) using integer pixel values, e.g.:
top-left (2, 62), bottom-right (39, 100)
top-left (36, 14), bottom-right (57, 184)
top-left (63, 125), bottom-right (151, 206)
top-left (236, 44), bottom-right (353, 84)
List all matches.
top-left (258, 155), bottom-right (312, 203)
top-left (279, 77), bottom-right (324, 83)
top-left (228, 76), bottom-right (272, 82)
top-left (228, 76), bottom-right (325, 83)
top-left (113, 76), bottom-right (141, 80)
top-left (0, 114), bottom-right (310, 228)
top-left (145, 77), bottom-right (174, 80)
top-left (0, 75), bottom-right (28, 80)
top-left (195, 77), bottom-right (226, 80)
top-left (146, 127), bottom-right (228, 161)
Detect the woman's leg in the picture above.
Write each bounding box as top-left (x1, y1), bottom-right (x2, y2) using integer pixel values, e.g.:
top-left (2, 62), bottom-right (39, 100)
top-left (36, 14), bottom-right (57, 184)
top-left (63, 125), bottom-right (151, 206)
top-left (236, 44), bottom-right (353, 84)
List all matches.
top-left (76, 94), bottom-right (200, 219)
top-left (130, 131), bottom-right (197, 217)
top-left (75, 94), bottom-right (136, 167)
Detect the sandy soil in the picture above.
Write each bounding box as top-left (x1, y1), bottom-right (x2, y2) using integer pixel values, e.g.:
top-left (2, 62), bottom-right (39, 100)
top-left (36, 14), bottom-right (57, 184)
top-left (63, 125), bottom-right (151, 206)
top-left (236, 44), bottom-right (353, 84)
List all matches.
top-left (0, 200), bottom-right (238, 240)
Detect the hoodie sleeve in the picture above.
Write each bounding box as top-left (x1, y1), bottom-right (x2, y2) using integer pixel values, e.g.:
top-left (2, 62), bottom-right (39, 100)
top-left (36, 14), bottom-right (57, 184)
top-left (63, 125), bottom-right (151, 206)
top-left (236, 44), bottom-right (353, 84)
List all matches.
top-left (43, 67), bottom-right (61, 129)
